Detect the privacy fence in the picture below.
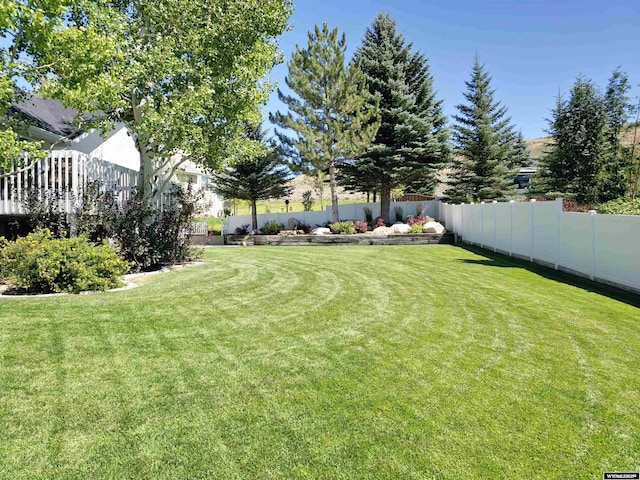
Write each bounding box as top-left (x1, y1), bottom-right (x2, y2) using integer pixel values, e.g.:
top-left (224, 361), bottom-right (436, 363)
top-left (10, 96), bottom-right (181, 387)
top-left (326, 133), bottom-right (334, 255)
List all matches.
top-left (439, 199), bottom-right (640, 294)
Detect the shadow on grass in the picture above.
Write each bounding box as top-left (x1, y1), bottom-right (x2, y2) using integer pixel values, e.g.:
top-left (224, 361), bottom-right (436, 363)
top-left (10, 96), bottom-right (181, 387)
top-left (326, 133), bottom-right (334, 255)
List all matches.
top-left (455, 243), bottom-right (640, 309)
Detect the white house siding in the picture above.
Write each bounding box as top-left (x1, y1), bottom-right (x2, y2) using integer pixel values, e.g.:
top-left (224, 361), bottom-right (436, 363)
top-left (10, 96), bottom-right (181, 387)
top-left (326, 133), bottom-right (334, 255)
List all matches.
top-left (71, 124), bottom-right (141, 171)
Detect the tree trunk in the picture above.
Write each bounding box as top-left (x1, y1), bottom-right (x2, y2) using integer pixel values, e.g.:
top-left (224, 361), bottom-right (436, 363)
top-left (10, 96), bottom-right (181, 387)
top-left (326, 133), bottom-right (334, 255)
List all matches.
top-left (373, 191), bottom-right (377, 203)
top-left (380, 182), bottom-right (391, 224)
top-left (329, 162), bottom-right (339, 223)
top-left (251, 199), bottom-right (258, 232)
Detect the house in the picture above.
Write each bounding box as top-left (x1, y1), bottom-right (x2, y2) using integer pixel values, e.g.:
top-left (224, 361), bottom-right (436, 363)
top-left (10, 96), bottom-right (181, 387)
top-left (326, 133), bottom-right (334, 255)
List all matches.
top-left (0, 96), bottom-right (223, 237)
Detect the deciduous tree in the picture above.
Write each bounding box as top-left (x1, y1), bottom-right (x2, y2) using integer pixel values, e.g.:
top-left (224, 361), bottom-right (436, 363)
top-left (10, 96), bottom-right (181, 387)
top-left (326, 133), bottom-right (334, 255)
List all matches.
top-left (2, 0), bottom-right (292, 200)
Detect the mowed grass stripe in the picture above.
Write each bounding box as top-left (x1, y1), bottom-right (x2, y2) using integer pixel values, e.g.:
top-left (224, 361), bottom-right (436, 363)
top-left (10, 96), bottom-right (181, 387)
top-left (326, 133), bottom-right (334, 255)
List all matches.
top-left (0, 245), bottom-right (638, 479)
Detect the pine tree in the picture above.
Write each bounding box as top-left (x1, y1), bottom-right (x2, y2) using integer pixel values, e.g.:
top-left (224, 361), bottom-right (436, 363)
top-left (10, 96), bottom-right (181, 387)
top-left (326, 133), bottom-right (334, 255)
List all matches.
top-left (350, 13), bottom-right (449, 222)
top-left (447, 57), bottom-right (518, 203)
top-left (211, 124), bottom-right (292, 231)
top-left (601, 68), bottom-right (632, 200)
top-left (270, 23), bottom-right (380, 222)
top-left (511, 131), bottom-right (533, 168)
top-left (541, 75), bottom-right (607, 204)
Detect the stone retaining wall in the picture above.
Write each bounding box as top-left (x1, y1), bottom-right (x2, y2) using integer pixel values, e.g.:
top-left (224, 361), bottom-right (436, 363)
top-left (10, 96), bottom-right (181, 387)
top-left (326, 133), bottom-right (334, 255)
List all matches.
top-left (251, 233), bottom-right (454, 246)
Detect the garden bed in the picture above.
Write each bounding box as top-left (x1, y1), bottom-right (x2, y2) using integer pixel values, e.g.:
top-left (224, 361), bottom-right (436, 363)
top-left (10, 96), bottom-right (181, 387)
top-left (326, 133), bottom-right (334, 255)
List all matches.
top-left (252, 232), bottom-right (454, 246)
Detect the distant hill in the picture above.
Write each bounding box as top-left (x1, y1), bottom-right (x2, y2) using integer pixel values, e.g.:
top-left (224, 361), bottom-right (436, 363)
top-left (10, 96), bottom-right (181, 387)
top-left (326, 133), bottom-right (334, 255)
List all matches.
top-left (525, 122), bottom-right (640, 162)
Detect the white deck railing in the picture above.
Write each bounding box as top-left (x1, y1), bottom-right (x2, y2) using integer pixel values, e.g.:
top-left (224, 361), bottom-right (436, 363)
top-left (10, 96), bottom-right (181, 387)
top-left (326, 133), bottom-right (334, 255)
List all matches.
top-left (0, 150), bottom-right (139, 215)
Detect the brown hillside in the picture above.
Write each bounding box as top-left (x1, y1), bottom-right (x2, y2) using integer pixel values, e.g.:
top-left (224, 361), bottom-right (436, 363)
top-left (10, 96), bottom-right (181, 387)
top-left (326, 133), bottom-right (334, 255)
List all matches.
top-left (526, 122), bottom-right (640, 161)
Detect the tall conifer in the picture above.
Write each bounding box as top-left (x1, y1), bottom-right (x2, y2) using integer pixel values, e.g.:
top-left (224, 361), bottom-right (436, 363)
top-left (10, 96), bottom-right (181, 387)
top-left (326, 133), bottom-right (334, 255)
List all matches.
top-left (351, 13), bottom-right (449, 222)
top-left (447, 57), bottom-right (518, 202)
top-left (271, 23), bottom-right (380, 222)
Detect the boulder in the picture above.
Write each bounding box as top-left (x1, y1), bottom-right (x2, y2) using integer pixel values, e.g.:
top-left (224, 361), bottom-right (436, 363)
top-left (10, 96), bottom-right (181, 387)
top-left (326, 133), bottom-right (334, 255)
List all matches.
top-left (423, 221), bottom-right (445, 234)
top-left (392, 223), bottom-right (411, 234)
top-left (311, 227), bottom-right (331, 235)
top-left (372, 226), bottom-right (394, 235)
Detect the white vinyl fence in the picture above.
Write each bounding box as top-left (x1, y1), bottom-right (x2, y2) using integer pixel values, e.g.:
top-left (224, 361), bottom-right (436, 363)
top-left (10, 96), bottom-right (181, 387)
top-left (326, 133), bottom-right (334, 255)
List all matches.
top-left (439, 199), bottom-right (640, 294)
top-left (224, 200), bottom-right (439, 233)
top-left (0, 150), bottom-right (138, 215)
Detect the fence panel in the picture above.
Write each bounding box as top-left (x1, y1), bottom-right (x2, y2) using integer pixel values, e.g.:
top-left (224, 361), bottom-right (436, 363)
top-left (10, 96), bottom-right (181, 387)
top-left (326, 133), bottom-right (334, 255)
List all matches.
top-left (594, 214), bottom-right (640, 290)
top-left (494, 202), bottom-right (512, 254)
top-left (532, 201), bottom-right (560, 265)
top-left (510, 202), bottom-right (532, 258)
top-left (557, 212), bottom-right (592, 277)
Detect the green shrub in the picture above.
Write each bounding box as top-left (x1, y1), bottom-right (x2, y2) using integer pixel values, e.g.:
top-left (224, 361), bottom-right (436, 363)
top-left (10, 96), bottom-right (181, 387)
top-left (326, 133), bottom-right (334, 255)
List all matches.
top-left (330, 221), bottom-right (356, 235)
top-left (597, 198), bottom-right (640, 215)
top-left (408, 224), bottom-right (424, 233)
top-left (363, 207), bottom-right (373, 223)
top-left (261, 221), bottom-right (285, 235)
top-left (394, 206), bottom-right (403, 222)
top-left (301, 190), bottom-right (315, 211)
top-left (23, 182), bottom-right (204, 271)
top-left (0, 230), bottom-right (131, 294)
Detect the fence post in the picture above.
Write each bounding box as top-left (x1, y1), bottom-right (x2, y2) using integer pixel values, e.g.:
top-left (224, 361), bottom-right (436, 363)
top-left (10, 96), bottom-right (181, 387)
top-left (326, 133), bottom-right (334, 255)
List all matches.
top-left (470, 202), bottom-right (475, 245)
top-left (530, 199), bottom-right (536, 262)
top-left (555, 197), bottom-right (562, 270)
top-left (509, 200), bottom-right (514, 256)
top-left (480, 202), bottom-right (486, 248)
top-left (492, 201), bottom-right (498, 252)
top-left (460, 203), bottom-right (465, 242)
top-left (589, 209), bottom-right (597, 281)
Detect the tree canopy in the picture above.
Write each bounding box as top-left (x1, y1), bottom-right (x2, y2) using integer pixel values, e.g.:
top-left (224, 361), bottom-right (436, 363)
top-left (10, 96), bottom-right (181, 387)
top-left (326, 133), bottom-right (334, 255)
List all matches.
top-left (349, 12), bottom-right (449, 222)
top-left (211, 123), bottom-right (292, 231)
top-left (1, 0), bottom-right (292, 197)
top-left (271, 23), bottom-right (380, 222)
top-left (446, 57), bottom-right (518, 203)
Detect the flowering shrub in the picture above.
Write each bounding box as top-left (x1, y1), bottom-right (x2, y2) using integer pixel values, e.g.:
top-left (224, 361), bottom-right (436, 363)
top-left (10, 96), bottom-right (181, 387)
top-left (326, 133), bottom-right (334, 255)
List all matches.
top-left (330, 221), bottom-right (356, 235)
top-left (373, 217), bottom-right (386, 228)
top-left (0, 230), bottom-right (130, 294)
top-left (406, 214), bottom-right (427, 226)
top-left (354, 220), bottom-right (368, 233)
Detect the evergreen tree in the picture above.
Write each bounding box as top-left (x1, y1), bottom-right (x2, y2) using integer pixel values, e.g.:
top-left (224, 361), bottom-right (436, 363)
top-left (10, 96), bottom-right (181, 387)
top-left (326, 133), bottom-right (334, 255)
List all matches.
top-left (271, 23), bottom-right (380, 222)
top-left (511, 130), bottom-right (533, 168)
top-left (447, 57), bottom-right (518, 203)
top-left (212, 124), bottom-right (292, 231)
top-left (601, 68), bottom-right (632, 200)
top-left (351, 13), bottom-right (449, 222)
top-left (541, 75), bottom-right (607, 204)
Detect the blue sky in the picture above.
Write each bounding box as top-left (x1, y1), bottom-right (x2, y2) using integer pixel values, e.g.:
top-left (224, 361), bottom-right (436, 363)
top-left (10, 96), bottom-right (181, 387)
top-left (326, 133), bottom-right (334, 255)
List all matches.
top-left (264, 0), bottom-right (640, 139)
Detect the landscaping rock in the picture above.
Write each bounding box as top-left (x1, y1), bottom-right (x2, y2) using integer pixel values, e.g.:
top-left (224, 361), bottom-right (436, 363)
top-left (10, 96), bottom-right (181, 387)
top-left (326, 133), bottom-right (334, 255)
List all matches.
top-left (423, 221), bottom-right (445, 234)
top-left (311, 227), bottom-right (331, 235)
top-left (372, 226), bottom-right (394, 235)
top-left (392, 223), bottom-right (411, 234)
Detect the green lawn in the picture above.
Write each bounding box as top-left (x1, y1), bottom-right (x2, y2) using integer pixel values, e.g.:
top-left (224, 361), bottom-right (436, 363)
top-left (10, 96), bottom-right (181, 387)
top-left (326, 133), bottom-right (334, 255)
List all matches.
top-left (1, 245), bottom-right (639, 479)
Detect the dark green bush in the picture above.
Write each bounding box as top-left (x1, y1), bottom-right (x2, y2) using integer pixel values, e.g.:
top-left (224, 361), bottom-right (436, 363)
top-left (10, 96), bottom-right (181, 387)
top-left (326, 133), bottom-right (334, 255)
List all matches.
top-left (0, 230), bottom-right (130, 294)
top-left (23, 182), bottom-right (204, 272)
top-left (597, 198), bottom-right (640, 215)
top-left (330, 221), bottom-right (356, 235)
top-left (260, 221), bottom-right (285, 235)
